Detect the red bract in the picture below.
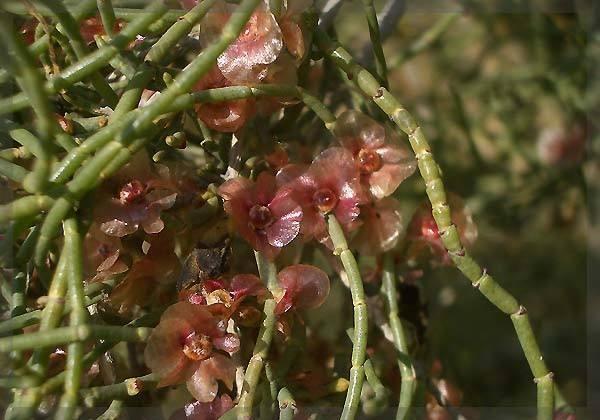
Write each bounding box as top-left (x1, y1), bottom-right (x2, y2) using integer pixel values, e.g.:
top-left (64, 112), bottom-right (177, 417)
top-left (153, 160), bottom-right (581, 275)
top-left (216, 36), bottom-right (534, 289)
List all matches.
top-left (83, 223), bottom-right (128, 283)
top-left (144, 301), bottom-right (238, 403)
top-left (278, 0), bottom-right (313, 61)
top-left (275, 264), bottom-right (330, 314)
top-left (218, 172), bottom-right (302, 259)
top-left (407, 194), bottom-right (478, 266)
top-left (200, 0), bottom-right (283, 84)
top-left (335, 111), bottom-right (416, 199)
top-left (108, 234), bottom-right (180, 314)
top-left (279, 147), bottom-right (363, 241)
top-left (193, 66), bottom-right (255, 133)
top-left (170, 395), bottom-right (234, 420)
top-left (352, 197), bottom-right (404, 255)
top-left (96, 152), bottom-right (178, 237)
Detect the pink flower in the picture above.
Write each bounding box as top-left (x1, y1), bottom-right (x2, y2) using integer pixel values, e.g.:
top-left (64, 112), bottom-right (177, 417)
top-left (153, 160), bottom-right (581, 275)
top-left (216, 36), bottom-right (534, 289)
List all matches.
top-left (193, 66), bottom-right (255, 133)
top-left (218, 172), bottom-right (302, 259)
top-left (144, 301), bottom-right (238, 403)
top-left (352, 197), bottom-right (404, 255)
top-left (335, 111), bottom-right (416, 199)
top-left (275, 264), bottom-right (330, 314)
top-left (170, 395), bottom-right (234, 420)
top-left (406, 194), bottom-right (478, 266)
top-left (95, 152), bottom-right (178, 237)
top-left (278, 0), bottom-right (313, 61)
top-left (279, 147), bottom-right (364, 241)
top-left (200, 0), bottom-right (283, 84)
top-left (83, 223), bottom-right (129, 283)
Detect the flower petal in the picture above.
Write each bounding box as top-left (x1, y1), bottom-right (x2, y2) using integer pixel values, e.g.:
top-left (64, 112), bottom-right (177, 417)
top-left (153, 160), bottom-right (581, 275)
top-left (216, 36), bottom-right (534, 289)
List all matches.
top-left (100, 219), bottom-right (138, 237)
top-left (186, 354), bottom-right (236, 403)
top-left (277, 264), bottom-right (330, 311)
top-left (335, 111), bottom-right (386, 152)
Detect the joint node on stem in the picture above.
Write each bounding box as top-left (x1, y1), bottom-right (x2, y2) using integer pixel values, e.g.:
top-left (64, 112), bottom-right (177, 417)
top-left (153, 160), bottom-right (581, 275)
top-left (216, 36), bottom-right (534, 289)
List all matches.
top-left (514, 305), bottom-right (528, 316)
top-left (374, 87), bottom-right (385, 98)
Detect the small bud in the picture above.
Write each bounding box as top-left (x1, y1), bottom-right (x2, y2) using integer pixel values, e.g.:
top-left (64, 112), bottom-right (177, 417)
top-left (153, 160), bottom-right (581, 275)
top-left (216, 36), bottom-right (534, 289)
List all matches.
top-left (56, 114), bottom-right (74, 134)
top-left (165, 132), bottom-right (187, 149)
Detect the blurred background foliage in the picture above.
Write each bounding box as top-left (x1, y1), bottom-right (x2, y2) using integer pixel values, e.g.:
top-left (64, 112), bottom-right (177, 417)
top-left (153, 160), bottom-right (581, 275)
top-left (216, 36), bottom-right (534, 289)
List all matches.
top-left (311, 0), bottom-right (594, 410)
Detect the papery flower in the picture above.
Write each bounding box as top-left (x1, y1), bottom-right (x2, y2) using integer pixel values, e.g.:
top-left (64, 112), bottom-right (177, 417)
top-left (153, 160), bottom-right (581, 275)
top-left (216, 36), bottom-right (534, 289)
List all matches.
top-left (200, 0), bottom-right (283, 84)
top-left (279, 147), bottom-right (364, 241)
top-left (275, 264), bottom-right (330, 314)
top-left (96, 152), bottom-right (178, 237)
top-left (83, 223), bottom-right (129, 283)
top-left (335, 111), bottom-right (416, 199)
top-left (407, 194), bottom-right (478, 266)
top-left (218, 172), bottom-right (302, 259)
top-left (108, 234), bottom-right (180, 314)
top-left (144, 302), bottom-right (238, 403)
top-left (278, 0), bottom-right (313, 61)
top-left (193, 66), bottom-right (255, 133)
top-left (170, 395), bottom-right (234, 420)
top-left (352, 197), bottom-right (404, 255)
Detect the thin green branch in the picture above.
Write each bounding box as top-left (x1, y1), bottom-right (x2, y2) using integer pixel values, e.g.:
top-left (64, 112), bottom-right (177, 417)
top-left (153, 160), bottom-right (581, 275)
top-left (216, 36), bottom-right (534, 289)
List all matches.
top-left (382, 255), bottom-right (416, 420)
top-left (80, 373), bottom-right (156, 406)
top-left (327, 214), bottom-right (368, 420)
top-left (277, 387), bottom-right (296, 420)
top-left (0, 158), bottom-right (28, 183)
top-left (97, 0), bottom-right (117, 38)
top-left (232, 251), bottom-right (279, 419)
top-left (56, 218), bottom-right (87, 420)
top-left (360, 0), bottom-right (388, 87)
top-left (315, 30), bottom-right (554, 420)
top-left (0, 195), bottom-right (54, 224)
top-left (0, 325), bottom-right (153, 353)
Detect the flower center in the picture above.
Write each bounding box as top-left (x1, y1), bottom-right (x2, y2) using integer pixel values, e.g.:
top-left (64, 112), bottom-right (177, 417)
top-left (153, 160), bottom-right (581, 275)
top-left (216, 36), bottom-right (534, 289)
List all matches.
top-left (119, 180), bottom-right (146, 205)
top-left (313, 188), bottom-right (338, 214)
top-left (182, 332), bottom-right (213, 361)
top-left (357, 148), bottom-right (382, 174)
top-left (249, 205), bottom-right (274, 230)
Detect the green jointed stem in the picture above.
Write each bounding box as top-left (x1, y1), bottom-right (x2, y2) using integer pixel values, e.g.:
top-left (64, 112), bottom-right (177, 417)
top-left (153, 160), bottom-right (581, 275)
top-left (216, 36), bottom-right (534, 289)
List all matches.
top-left (360, 0), bottom-right (388, 87)
top-left (0, 325), bottom-right (152, 353)
top-left (277, 387), bottom-right (296, 420)
top-left (234, 251), bottom-right (279, 419)
top-left (57, 218), bottom-right (88, 420)
top-left (0, 158), bottom-right (27, 183)
top-left (145, 0), bottom-right (218, 63)
top-left (80, 373), bottom-right (156, 406)
top-left (97, 0), bottom-right (117, 38)
top-left (0, 195), bottom-right (54, 224)
top-left (34, 0), bottom-right (118, 106)
top-left (0, 2), bottom-right (167, 116)
top-left (315, 30), bottom-right (554, 419)
top-left (327, 214), bottom-right (368, 420)
top-left (382, 255), bottom-right (416, 420)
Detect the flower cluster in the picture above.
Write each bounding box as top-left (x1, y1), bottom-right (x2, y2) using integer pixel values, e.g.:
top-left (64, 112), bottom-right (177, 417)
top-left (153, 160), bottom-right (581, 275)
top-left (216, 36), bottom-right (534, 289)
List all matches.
top-left (186, 0), bottom-right (313, 132)
top-left (219, 111), bottom-right (416, 256)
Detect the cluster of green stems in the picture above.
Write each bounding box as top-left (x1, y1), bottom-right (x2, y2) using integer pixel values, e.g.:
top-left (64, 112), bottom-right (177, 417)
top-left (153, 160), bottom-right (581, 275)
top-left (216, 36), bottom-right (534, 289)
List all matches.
top-left (0, 1), bottom-right (560, 419)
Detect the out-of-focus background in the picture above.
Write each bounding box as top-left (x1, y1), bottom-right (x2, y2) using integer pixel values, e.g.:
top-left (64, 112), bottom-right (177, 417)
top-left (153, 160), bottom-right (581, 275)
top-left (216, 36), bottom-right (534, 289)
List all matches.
top-left (325, 0), bottom-right (594, 411)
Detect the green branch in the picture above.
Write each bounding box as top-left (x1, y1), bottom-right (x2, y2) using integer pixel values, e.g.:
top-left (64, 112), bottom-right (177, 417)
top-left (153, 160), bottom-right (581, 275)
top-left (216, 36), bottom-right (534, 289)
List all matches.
top-left (360, 0), bottom-right (388, 87)
top-left (315, 30), bottom-right (554, 420)
top-left (327, 214), bottom-right (368, 420)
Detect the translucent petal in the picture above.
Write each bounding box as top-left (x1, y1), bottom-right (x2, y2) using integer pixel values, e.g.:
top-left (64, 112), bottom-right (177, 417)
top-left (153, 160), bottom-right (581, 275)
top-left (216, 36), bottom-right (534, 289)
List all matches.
top-left (277, 264), bottom-right (330, 310)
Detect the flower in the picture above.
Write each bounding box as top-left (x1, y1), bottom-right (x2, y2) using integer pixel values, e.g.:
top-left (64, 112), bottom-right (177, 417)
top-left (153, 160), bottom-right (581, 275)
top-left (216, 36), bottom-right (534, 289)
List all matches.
top-left (406, 194), bottom-right (478, 266)
top-left (170, 395), bottom-right (234, 420)
top-left (218, 172), bottom-right (303, 259)
top-left (351, 197), bottom-right (404, 255)
top-left (108, 233), bottom-right (180, 315)
top-left (275, 264), bottom-right (330, 314)
top-left (277, 0), bottom-right (313, 61)
top-left (279, 147), bottom-right (364, 241)
top-left (335, 111), bottom-right (416, 199)
top-left (200, 0), bottom-right (283, 84)
top-left (83, 223), bottom-right (129, 283)
top-left (193, 66), bottom-right (255, 133)
top-left (144, 301), bottom-right (239, 403)
top-left (95, 152), bottom-right (178, 237)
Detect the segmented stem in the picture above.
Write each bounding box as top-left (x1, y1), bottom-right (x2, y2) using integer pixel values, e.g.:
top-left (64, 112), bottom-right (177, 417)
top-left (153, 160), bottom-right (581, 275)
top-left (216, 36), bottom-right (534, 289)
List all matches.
top-left (360, 0), bottom-right (388, 87)
top-left (382, 255), bottom-right (416, 420)
top-left (316, 30), bottom-right (554, 419)
top-left (327, 214), bottom-right (368, 420)
top-left (234, 251), bottom-right (279, 419)
top-left (97, 0), bottom-right (117, 38)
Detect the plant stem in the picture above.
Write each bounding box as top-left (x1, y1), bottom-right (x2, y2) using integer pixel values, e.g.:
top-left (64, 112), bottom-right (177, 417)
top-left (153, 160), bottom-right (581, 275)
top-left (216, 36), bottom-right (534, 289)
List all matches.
top-left (97, 0), bottom-right (117, 38)
top-left (360, 0), bottom-right (388, 87)
top-left (80, 373), bottom-right (156, 406)
top-left (0, 325), bottom-right (153, 353)
top-left (277, 387), bottom-right (296, 420)
top-left (315, 30), bottom-right (554, 420)
top-left (0, 158), bottom-right (27, 183)
top-left (327, 214), bottom-right (368, 420)
top-left (382, 255), bottom-right (416, 420)
top-left (233, 251), bottom-right (279, 419)
top-left (0, 195), bottom-right (54, 224)
top-left (56, 218), bottom-right (87, 420)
